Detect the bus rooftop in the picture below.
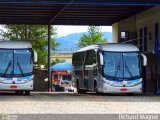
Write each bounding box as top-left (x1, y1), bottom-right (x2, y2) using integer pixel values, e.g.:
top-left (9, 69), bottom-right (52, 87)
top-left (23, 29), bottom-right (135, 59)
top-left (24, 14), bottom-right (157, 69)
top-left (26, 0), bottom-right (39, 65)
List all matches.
top-left (77, 43), bottom-right (139, 52)
top-left (0, 41), bottom-right (32, 49)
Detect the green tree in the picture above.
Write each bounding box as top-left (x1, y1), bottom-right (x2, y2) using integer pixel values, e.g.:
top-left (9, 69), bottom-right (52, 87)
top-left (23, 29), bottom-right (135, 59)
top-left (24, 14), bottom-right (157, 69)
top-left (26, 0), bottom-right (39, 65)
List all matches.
top-left (1, 25), bottom-right (59, 67)
top-left (78, 26), bottom-right (108, 48)
top-left (51, 59), bottom-right (65, 66)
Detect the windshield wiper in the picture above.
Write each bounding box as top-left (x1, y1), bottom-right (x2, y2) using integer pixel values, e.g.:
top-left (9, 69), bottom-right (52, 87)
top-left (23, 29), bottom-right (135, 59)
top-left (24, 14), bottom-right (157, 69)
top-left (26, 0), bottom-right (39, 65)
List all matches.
top-left (3, 61), bottom-right (12, 76)
top-left (17, 58), bottom-right (24, 76)
top-left (113, 61), bottom-right (121, 79)
top-left (125, 61), bottom-right (133, 78)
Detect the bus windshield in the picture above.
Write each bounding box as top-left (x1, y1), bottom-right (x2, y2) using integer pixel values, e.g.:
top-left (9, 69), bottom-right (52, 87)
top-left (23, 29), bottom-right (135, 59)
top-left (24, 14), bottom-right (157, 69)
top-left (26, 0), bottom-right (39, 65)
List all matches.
top-left (0, 49), bottom-right (33, 77)
top-left (103, 52), bottom-right (141, 79)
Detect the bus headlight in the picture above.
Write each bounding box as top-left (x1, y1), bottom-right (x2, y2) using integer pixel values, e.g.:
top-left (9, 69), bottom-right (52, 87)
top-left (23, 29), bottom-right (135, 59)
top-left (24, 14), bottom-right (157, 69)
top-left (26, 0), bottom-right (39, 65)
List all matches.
top-left (102, 79), bottom-right (110, 84)
top-left (26, 78), bottom-right (33, 83)
top-left (0, 79), bottom-right (4, 83)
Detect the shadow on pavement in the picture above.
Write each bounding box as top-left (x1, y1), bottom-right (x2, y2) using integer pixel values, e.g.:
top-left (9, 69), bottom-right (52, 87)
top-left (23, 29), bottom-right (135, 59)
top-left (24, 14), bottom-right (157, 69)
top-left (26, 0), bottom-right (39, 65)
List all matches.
top-left (0, 91), bottom-right (159, 102)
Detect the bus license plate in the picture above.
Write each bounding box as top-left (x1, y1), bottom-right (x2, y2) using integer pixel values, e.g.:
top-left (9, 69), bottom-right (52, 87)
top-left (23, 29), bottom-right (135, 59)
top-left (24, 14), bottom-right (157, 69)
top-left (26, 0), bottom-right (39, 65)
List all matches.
top-left (120, 88), bottom-right (127, 91)
top-left (10, 85), bottom-right (17, 89)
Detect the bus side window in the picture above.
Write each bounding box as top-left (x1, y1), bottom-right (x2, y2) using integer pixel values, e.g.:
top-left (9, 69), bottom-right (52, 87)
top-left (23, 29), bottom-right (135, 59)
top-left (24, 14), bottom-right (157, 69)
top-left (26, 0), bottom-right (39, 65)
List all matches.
top-left (72, 52), bottom-right (85, 66)
top-left (85, 50), bottom-right (97, 75)
top-left (85, 50), bottom-right (96, 65)
top-left (73, 52), bottom-right (81, 66)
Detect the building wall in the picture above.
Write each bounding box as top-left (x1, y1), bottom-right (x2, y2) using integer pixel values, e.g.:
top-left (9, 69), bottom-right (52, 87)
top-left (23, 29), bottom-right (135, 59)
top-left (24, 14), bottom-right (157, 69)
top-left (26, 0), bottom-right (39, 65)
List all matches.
top-left (136, 7), bottom-right (160, 53)
top-left (112, 22), bottom-right (119, 43)
top-left (112, 7), bottom-right (160, 53)
top-left (119, 16), bottom-right (136, 43)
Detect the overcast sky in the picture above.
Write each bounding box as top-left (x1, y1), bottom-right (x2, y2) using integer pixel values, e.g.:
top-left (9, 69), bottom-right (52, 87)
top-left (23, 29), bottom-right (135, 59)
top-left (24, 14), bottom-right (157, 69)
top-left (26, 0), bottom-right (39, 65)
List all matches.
top-left (0, 25), bottom-right (112, 38)
top-left (55, 25), bottom-right (112, 38)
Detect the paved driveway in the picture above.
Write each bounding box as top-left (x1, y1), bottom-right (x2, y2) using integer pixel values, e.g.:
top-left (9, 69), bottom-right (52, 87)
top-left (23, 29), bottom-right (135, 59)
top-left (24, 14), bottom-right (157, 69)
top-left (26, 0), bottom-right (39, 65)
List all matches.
top-left (0, 92), bottom-right (160, 115)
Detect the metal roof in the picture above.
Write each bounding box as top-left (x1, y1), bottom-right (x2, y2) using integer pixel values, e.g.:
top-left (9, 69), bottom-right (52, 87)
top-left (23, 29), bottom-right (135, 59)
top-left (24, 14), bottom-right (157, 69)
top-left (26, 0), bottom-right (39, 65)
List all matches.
top-left (0, 0), bottom-right (159, 25)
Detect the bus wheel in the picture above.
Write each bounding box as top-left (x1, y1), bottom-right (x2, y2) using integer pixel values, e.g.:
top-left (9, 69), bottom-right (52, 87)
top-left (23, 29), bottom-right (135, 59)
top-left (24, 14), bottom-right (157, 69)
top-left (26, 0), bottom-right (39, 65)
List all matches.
top-left (94, 82), bottom-right (99, 94)
top-left (77, 81), bottom-right (86, 94)
top-left (15, 91), bottom-right (20, 95)
top-left (25, 91), bottom-right (30, 95)
top-left (127, 93), bottom-right (133, 96)
top-left (19, 91), bottom-right (24, 94)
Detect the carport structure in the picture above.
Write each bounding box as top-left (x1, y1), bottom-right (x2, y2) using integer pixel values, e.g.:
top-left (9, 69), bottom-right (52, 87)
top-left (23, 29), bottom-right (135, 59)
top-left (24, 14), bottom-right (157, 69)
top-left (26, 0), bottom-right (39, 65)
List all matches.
top-left (0, 0), bottom-right (160, 91)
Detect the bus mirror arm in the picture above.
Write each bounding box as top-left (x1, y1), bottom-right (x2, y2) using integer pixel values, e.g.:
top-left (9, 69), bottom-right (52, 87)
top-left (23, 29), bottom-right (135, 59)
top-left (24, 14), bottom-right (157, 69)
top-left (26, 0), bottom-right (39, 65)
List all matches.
top-left (34, 51), bottom-right (38, 63)
top-left (99, 53), bottom-right (104, 65)
top-left (141, 53), bottom-right (147, 66)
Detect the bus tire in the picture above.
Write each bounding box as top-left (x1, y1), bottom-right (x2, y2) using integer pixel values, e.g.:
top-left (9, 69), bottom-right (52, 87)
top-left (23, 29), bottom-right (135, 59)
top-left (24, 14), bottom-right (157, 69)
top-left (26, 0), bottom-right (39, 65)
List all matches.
top-left (77, 81), bottom-right (86, 94)
top-left (15, 91), bottom-right (20, 95)
top-left (19, 91), bottom-right (24, 94)
top-left (94, 82), bottom-right (99, 94)
top-left (25, 91), bottom-right (30, 95)
top-left (127, 93), bottom-right (133, 96)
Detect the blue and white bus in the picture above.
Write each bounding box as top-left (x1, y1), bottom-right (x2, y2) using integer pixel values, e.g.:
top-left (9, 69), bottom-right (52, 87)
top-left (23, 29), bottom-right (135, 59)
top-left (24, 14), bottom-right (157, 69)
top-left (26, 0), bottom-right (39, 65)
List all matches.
top-left (0, 41), bottom-right (37, 95)
top-left (72, 43), bottom-right (147, 94)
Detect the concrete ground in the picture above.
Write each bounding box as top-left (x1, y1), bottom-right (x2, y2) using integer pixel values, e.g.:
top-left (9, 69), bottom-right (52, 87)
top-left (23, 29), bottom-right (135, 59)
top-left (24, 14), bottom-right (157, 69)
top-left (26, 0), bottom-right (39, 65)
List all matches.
top-left (0, 92), bottom-right (160, 115)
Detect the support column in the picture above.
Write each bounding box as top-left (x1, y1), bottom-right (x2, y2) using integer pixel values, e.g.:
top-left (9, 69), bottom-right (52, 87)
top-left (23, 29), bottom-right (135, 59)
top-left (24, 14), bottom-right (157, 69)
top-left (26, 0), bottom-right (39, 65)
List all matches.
top-left (48, 24), bottom-right (51, 92)
top-left (112, 22), bottom-right (119, 43)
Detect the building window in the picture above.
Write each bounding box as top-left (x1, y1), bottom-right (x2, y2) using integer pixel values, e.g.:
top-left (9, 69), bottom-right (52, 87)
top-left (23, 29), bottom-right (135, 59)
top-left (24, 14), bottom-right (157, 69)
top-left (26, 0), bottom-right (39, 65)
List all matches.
top-left (144, 27), bottom-right (148, 52)
top-left (139, 28), bottom-right (143, 52)
top-left (154, 23), bottom-right (160, 64)
top-left (85, 50), bottom-right (96, 65)
top-left (121, 31), bottom-right (129, 41)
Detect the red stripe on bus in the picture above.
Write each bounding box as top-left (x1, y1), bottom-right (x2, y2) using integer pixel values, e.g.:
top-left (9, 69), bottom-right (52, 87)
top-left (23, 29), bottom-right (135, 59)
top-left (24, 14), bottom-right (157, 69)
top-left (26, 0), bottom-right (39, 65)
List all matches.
top-left (10, 85), bottom-right (17, 89)
top-left (120, 88), bottom-right (127, 91)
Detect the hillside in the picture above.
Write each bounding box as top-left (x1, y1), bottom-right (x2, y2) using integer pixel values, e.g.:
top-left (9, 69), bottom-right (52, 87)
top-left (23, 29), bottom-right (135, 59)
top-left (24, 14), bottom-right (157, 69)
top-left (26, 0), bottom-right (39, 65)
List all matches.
top-left (55, 32), bottom-right (112, 51)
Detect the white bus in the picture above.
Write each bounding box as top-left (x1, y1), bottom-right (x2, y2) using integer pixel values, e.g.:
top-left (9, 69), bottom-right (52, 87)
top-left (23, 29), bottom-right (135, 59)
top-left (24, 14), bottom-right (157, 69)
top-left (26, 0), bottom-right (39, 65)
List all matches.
top-left (72, 43), bottom-right (147, 94)
top-left (0, 41), bottom-right (37, 95)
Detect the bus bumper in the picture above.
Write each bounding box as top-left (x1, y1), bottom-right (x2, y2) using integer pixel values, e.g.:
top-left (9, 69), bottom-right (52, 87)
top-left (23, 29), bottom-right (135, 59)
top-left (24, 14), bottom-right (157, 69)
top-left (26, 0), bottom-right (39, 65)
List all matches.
top-left (98, 83), bottom-right (142, 93)
top-left (0, 81), bottom-right (33, 91)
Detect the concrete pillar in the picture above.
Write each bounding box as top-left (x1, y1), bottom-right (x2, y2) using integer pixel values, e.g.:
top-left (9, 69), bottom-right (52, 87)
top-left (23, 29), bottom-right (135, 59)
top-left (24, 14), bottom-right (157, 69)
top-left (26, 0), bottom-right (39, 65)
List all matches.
top-left (112, 22), bottom-right (119, 43)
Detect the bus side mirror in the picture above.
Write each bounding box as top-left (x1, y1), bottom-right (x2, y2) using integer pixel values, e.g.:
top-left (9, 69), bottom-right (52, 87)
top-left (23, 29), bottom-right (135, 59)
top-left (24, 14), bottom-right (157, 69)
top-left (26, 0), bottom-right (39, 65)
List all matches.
top-left (34, 51), bottom-right (38, 63)
top-left (99, 53), bottom-right (104, 65)
top-left (141, 53), bottom-right (147, 66)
